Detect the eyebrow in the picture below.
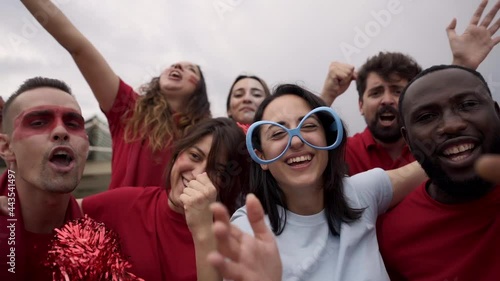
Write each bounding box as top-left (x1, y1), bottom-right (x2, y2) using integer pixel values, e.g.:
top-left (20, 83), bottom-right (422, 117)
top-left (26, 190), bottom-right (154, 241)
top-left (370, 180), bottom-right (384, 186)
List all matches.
top-left (367, 85), bottom-right (384, 93)
top-left (409, 91), bottom-right (482, 115)
top-left (264, 114), bottom-right (316, 133)
top-left (22, 110), bottom-right (53, 119)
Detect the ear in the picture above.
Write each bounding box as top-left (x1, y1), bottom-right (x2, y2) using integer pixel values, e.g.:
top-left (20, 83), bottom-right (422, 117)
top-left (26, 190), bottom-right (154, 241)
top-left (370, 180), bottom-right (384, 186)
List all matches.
top-left (401, 126), bottom-right (410, 148)
top-left (256, 149), bottom-right (268, 170)
top-left (0, 134), bottom-right (15, 162)
top-left (227, 110), bottom-right (232, 118)
top-left (358, 98), bottom-right (364, 116)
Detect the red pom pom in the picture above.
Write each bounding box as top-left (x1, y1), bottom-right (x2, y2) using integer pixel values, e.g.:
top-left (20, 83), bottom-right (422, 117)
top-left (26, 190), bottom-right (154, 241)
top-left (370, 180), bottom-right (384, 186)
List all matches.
top-left (46, 215), bottom-right (144, 281)
top-left (236, 122), bottom-right (250, 135)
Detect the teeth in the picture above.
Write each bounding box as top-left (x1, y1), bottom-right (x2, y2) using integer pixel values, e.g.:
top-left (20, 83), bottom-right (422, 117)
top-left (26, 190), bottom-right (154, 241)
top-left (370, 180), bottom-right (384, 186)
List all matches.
top-left (443, 143), bottom-right (475, 156)
top-left (54, 151), bottom-right (68, 156)
top-left (182, 177), bottom-right (189, 187)
top-left (287, 155), bottom-right (312, 164)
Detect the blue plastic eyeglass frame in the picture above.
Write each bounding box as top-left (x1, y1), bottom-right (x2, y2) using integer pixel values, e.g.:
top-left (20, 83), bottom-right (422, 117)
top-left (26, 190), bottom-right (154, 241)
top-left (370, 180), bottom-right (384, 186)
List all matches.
top-left (246, 106), bottom-right (344, 165)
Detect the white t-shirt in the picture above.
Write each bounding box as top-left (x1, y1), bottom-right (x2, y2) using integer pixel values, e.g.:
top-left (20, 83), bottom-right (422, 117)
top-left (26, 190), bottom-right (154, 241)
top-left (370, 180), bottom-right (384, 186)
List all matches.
top-left (231, 168), bottom-right (392, 281)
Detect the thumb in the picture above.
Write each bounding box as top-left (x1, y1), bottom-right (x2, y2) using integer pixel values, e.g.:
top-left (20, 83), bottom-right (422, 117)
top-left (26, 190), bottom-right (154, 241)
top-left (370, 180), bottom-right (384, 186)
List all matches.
top-left (446, 18), bottom-right (457, 38)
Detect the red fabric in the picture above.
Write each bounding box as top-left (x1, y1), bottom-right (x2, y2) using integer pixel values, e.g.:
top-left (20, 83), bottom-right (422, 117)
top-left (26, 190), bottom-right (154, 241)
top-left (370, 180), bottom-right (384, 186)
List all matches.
top-left (0, 171), bottom-right (82, 281)
top-left (346, 127), bottom-right (414, 176)
top-left (82, 186), bottom-right (196, 281)
top-left (377, 182), bottom-right (500, 281)
top-left (105, 80), bottom-right (173, 189)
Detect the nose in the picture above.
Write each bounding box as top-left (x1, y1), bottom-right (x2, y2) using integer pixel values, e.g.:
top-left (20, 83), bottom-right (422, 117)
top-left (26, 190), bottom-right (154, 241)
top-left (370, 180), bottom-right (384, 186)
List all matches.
top-left (51, 123), bottom-right (70, 142)
top-left (173, 63), bottom-right (183, 71)
top-left (191, 163), bottom-right (206, 178)
top-left (242, 92), bottom-right (252, 103)
top-left (289, 134), bottom-right (305, 150)
top-left (380, 91), bottom-right (396, 106)
top-left (438, 111), bottom-right (467, 135)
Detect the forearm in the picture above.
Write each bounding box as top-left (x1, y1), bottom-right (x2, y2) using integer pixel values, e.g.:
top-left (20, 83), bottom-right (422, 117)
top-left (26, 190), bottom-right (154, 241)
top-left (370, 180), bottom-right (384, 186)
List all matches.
top-left (387, 161), bottom-right (428, 207)
top-left (21, 0), bottom-right (119, 111)
top-left (192, 225), bottom-right (222, 281)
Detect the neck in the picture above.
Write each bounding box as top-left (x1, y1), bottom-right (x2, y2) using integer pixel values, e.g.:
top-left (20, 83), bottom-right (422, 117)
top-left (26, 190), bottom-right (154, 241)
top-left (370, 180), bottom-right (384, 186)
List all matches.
top-left (374, 137), bottom-right (406, 160)
top-left (426, 181), bottom-right (493, 204)
top-left (16, 177), bottom-right (69, 234)
top-left (282, 184), bottom-right (324, 215)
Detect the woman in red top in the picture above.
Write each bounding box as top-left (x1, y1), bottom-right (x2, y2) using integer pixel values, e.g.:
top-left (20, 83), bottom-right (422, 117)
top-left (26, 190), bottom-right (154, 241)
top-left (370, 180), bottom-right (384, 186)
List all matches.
top-left (21, 0), bottom-right (211, 189)
top-left (226, 75), bottom-right (271, 132)
top-left (82, 118), bottom-right (250, 281)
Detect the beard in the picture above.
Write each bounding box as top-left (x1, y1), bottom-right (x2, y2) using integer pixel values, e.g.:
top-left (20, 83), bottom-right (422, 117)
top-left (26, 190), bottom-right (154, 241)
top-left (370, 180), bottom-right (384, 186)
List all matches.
top-left (366, 105), bottom-right (403, 144)
top-left (416, 136), bottom-right (500, 200)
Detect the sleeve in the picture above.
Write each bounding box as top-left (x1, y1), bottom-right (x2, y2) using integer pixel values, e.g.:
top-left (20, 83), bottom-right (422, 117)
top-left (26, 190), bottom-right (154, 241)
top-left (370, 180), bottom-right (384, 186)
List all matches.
top-left (103, 79), bottom-right (138, 136)
top-left (229, 206), bottom-right (255, 236)
top-left (345, 168), bottom-right (392, 220)
top-left (82, 187), bottom-right (143, 227)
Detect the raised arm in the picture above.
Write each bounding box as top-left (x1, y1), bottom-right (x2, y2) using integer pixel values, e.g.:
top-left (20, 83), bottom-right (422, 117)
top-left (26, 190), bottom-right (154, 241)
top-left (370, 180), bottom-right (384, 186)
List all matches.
top-left (448, 0), bottom-right (500, 69)
top-left (386, 161), bottom-right (428, 208)
top-left (320, 62), bottom-right (357, 106)
top-left (21, 0), bottom-right (119, 112)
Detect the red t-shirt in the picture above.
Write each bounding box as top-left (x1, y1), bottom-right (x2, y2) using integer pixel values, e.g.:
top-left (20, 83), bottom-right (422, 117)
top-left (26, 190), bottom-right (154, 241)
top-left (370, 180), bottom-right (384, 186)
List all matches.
top-left (0, 171), bottom-right (82, 281)
top-left (346, 127), bottom-right (414, 176)
top-left (377, 182), bottom-right (500, 281)
top-left (82, 186), bottom-right (196, 281)
top-left (105, 80), bottom-right (173, 189)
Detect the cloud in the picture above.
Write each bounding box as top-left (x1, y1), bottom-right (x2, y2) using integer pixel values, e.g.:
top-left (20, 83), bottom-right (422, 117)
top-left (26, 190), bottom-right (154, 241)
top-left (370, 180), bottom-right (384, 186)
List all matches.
top-left (0, 0), bottom-right (498, 134)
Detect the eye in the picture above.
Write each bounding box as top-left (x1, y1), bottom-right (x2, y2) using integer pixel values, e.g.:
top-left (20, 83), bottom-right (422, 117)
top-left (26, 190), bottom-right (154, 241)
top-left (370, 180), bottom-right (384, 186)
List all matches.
top-left (415, 113), bottom-right (437, 123)
top-left (459, 100), bottom-right (479, 111)
top-left (301, 122), bottom-right (319, 131)
top-left (66, 121), bottom-right (82, 129)
top-left (30, 119), bottom-right (48, 127)
top-left (270, 130), bottom-right (287, 139)
top-left (189, 152), bottom-right (202, 162)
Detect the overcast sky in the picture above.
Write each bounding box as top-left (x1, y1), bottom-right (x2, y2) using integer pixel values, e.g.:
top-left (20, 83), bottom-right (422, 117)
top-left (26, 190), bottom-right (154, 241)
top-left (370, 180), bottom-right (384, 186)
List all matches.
top-left (1, 0), bottom-right (499, 135)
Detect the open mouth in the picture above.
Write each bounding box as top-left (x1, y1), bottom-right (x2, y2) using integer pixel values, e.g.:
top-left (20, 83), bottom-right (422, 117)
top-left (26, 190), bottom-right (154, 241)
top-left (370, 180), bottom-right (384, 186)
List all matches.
top-left (441, 143), bottom-right (476, 162)
top-left (181, 176), bottom-right (190, 188)
top-left (169, 70), bottom-right (182, 80)
top-left (378, 112), bottom-right (396, 125)
top-left (49, 148), bottom-right (75, 169)
top-left (286, 154), bottom-right (312, 166)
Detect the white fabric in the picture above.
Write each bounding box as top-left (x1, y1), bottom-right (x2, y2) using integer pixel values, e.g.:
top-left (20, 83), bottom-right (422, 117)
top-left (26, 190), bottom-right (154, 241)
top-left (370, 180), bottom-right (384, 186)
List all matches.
top-left (231, 168), bottom-right (392, 281)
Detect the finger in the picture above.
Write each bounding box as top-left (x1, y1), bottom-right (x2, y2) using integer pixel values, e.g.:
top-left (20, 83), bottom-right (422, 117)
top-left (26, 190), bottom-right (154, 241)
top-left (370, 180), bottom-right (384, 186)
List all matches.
top-left (245, 194), bottom-right (274, 241)
top-left (488, 17), bottom-right (500, 34)
top-left (213, 221), bottom-right (245, 261)
top-left (195, 172), bottom-right (212, 186)
top-left (0, 196), bottom-right (8, 216)
top-left (480, 0), bottom-right (500, 27)
top-left (352, 71), bottom-right (358, 81)
top-left (446, 18), bottom-right (457, 39)
top-left (493, 35), bottom-right (500, 46)
top-left (207, 252), bottom-right (244, 281)
top-left (470, 0), bottom-right (488, 26)
top-left (475, 154), bottom-right (500, 183)
top-left (211, 202), bottom-right (231, 224)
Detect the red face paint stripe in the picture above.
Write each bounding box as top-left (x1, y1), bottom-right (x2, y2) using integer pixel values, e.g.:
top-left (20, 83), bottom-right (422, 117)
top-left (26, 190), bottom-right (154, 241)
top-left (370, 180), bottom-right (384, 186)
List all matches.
top-left (12, 106), bottom-right (87, 141)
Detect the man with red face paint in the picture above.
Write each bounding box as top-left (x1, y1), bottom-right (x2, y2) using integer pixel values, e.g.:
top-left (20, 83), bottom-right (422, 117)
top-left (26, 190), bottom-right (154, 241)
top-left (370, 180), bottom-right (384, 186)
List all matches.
top-left (0, 77), bottom-right (88, 281)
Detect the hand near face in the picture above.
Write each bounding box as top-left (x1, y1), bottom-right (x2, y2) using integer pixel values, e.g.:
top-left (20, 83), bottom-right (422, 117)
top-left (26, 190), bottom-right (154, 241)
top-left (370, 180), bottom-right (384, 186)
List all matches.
top-left (207, 194), bottom-right (282, 281)
top-left (475, 154), bottom-right (500, 184)
top-left (447, 0), bottom-right (500, 69)
top-left (180, 172), bottom-right (217, 234)
top-left (321, 62), bottom-right (357, 106)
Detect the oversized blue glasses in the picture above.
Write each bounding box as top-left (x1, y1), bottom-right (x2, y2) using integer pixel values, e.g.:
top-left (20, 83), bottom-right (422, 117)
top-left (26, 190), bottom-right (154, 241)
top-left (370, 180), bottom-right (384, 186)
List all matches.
top-left (246, 107), bottom-right (344, 165)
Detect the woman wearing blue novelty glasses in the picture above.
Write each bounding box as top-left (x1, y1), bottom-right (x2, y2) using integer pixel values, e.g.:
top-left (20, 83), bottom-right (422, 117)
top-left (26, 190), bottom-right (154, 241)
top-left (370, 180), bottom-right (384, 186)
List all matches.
top-left (230, 84), bottom-right (427, 281)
